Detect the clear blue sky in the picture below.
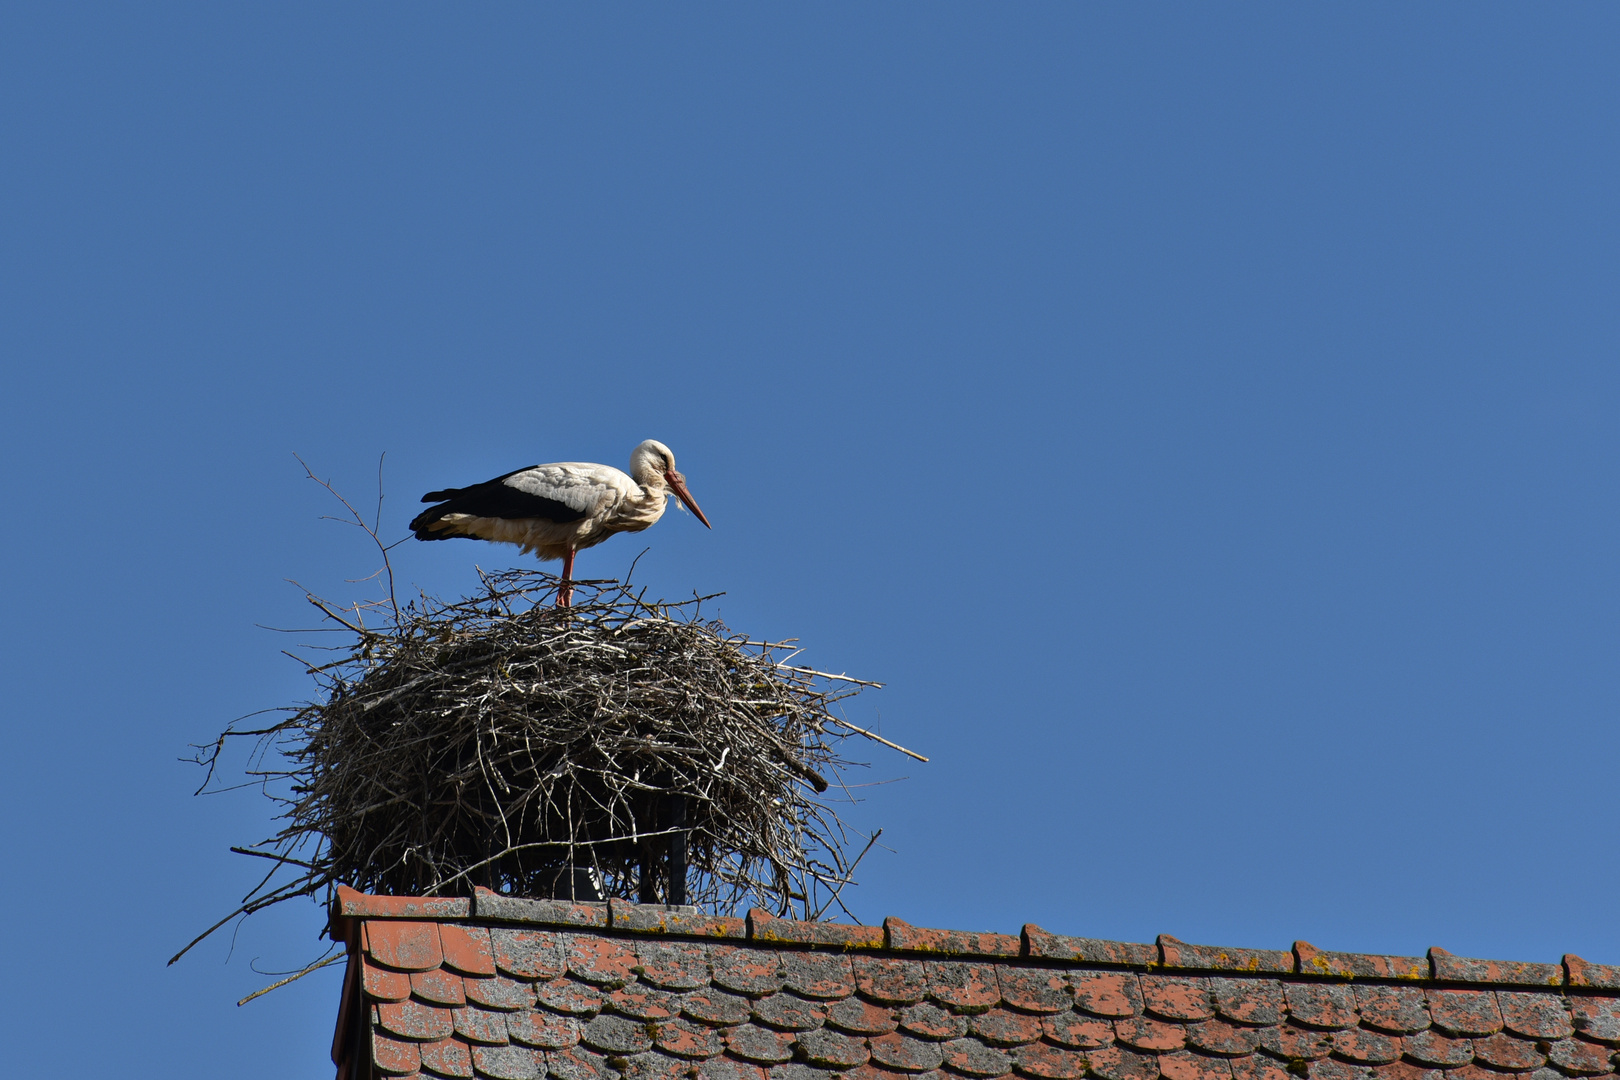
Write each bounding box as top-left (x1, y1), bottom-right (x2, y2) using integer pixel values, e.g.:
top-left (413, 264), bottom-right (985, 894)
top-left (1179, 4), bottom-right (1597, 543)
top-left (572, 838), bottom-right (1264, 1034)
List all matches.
top-left (2, 5), bottom-right (1617, 1076)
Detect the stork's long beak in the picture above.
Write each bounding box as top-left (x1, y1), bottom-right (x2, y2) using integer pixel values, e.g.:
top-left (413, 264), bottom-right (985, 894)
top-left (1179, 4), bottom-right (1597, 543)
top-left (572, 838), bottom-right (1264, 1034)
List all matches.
top-left (666, 470), bottom-right (712, 529)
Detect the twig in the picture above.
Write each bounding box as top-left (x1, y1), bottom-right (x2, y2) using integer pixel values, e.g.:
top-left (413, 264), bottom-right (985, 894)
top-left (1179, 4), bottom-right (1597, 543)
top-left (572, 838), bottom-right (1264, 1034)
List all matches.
top-left (822, 717), bottom-right (928, 762)
top-left (238, 953), bottom-right (346, 1006)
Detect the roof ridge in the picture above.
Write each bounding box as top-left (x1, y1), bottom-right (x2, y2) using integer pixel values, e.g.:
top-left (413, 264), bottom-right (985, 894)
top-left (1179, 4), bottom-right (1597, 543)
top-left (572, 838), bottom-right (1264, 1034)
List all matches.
top-left (328, 885), bottom-right (1620, 990)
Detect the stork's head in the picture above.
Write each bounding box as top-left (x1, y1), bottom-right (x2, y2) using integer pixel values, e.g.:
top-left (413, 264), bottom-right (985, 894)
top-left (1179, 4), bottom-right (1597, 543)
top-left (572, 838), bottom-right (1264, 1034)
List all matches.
top-left (631, 439), bottom-right (712, 528)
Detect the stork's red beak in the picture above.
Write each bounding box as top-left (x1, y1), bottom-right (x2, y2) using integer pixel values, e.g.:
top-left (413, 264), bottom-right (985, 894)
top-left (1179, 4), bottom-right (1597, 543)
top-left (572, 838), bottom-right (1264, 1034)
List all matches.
top-left (666, 470), bottom-right (712, 529)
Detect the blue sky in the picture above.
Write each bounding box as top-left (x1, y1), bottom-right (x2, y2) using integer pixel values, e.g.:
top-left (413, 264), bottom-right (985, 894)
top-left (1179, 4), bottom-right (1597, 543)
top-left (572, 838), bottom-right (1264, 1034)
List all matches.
top-left (2, 5), bottom-right (1618, 1076)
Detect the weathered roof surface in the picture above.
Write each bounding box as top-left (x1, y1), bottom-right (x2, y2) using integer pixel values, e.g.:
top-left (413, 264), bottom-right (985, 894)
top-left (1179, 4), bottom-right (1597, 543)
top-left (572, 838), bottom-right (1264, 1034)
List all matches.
top-left (328, 886), bottom-right (1620, 1080)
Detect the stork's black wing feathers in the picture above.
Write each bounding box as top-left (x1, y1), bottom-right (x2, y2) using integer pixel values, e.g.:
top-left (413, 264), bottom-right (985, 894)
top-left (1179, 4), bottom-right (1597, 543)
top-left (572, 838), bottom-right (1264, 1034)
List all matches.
top-left (410, 471), bottom-right (588, 540)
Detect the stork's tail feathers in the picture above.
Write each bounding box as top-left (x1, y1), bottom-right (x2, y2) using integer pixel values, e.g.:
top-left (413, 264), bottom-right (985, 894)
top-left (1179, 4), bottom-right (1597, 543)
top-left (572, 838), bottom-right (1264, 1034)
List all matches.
top-left (409, 502), bottom-right (468, 540)
top-left (420, 487), bottom-right (463, 502)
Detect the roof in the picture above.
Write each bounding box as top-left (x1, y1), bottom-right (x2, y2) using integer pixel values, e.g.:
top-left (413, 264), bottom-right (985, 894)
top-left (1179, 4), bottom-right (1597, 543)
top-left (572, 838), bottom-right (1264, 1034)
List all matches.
top-left (328, 886), bottom-right (1620, 1080)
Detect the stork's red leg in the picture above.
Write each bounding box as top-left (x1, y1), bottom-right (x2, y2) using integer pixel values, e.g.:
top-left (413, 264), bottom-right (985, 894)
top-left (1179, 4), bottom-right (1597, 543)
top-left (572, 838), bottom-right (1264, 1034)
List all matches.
top-left (557, 547), bottom-right (576, 607)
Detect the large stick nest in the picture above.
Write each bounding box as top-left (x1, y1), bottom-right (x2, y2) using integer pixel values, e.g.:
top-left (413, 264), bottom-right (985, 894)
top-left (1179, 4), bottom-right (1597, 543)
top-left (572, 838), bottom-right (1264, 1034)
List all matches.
top-left (184, 569), bottom-right (897, 962)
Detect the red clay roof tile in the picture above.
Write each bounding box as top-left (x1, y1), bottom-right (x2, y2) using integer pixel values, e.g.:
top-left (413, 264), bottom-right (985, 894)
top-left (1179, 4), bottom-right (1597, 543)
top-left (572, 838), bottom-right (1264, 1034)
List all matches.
top-left (506, 1009), bottom-right (579, 1049)
top-left (997, 966), bottom-right (1071, 1013)
top-left (885, 917), bottom-right (1020, 957)
top-left (1160, 1050), bottom-right (1235, 1080)
top-left (338, 883), bottom-right (470, 921)
top-left (1401, 1029), bottom-right (1473, 1067)
top-left (1429, 949), bottom-right (1562, 988)
top-left (609, 897), bottom-right (747, 939)
top-left (1232, 1056), bottom-right (1292, 1080)
top-left (682, 989), bottom-right (752, 1027)
top-left (408, 966), bottom-right (465, 1006)
top-left (1308, 1058), bottom-right (1371, 1080)
top-left (856, 955), bottom-right (932, 1005)
top-left (1257, 1023), bottom-right (1334, 1060)
top-left (370, 1028), bottom-right (421, 1075)
top-left (581, 1012), bottom-right (656, 1054)
top-left (1074, 972), bottom-right (1144, 1018)
top-left (1161, 936), bottom-right (1292, 975)
top-left (1565, 956), bottom-right (1620, 990)
top-left (1210, 978), bottom-right (1284, 1026)
top-left (1188, 1019), bottom-right (1262, 1057)
top-left (1024, 925), bottom-right (1157, 967)
top-left (1283, 983), bottom-right (1357, 1030)
top-left (1428, 990), bottom-right (1504, 1037)
top-left (362, 958), bottom-right (412, 1002)
top-left (1012, 1039), bottom-right (1089, 1079)
top-left (470, 1042), bottom-right (543, 1080)
top-left (656, 1018), bottom-right (726, 1059)
top-left (1472, 1030), bottom-right (1548, 1071)
top-left (1116, 1016), bottom-right (1188, 1052)
top-left (972, 1009), bottom-right (1044, 1047)
top-left (926, 960), bottom-right (1001, 1013)
top-left (1352, 985), bottom-right (1429, 1035)
top-left (1294, 943), bottom-right (1425, 981)
top-left (749, 909), bottom-right (883, 949)
top-left (364, 919), bottom-right (443, 972)
top-left (1142, 976), bottom-right (1216, 1022)
top-left (548, 1044), bottom-right (608, 1080)
top-left (1546, 1037), bottom-right (1614, 1075)
top-left (710, 946), bottom-right (785, 996)
top-left (633, 940), bottom-right (710, 990)
top-left (797, 1027), bottom-right (871, 1068)
top-left (827, 997), bottom-right (899, 1036)
top-left (451, 1002), bottom-right (509, 1044)
top-left (604, 983), bottom-right (680, 1020)
top-left (419, 1034), bottom-right (474, 1078)
top-left (568, 935), bottom-right (640, 986)
top-left (436, 922), bottom-right (495, 977)
top-left (1088, 1043), bottom-right (1161, 1080)
top-left (1042, 1012), bottom-right (1112, 1049)
top-left (623, 1050), bottom-right (692, 1080)
top-left (869, 1031), bottom-right (944, 1072)
top-left (1327, 1028), bottom-right (1399, 1065)
top-left (328, 892), bottom-right (1620, 1080)
top-left (725, 1024), bottom-right (795, 1064)
top-left (533, 975), bottom-right (602, 1015)
top-left (375, 998), bottom-right (454, 1041)
top-left (898, 1001), bottom-right (967, 1040)
top-left (1570, 998), bottom-right (1620, 1044)
top-left (943, 1035), bottom-right (1014, 1077)
top-left (779, 952), bottom-right (855, 1000)
top-left (1496, 991), bottom-right (1573, 1040)
top-left (1368, 1063), bottom-right (1440, 1080)
top-left (698, 1061), bottom-right (766, 1080)
top-left (473, 886), bottom-right (607, 928)
top-left (464, 973), bottom-right (538, 1011)
top-left (752, 992), bottom-right (826, 1032)
top-left (489, 926), bottom-right (565, 980)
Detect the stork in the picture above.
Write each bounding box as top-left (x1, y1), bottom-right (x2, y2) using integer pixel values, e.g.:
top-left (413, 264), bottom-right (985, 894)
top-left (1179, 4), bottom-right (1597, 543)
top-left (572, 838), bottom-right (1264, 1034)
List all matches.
top-left (409, 439), bottom-right (712, 606)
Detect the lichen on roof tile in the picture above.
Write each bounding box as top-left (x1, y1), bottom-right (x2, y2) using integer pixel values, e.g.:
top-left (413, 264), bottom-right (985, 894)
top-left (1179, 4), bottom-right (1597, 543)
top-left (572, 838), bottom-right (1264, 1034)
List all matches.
top-left (1209, 979), bottom-right (1283, 1026)
top-left (885, 917), bottom-right (1019, 958)
top-left (1351, 985), bottom-right (1429, 1035)
top-left (634, 940), bottom-right (710, 990)
top-left (1024, 925), bottom-right (1156, 967)
top-left (925, 960), bottom-right (1000, 1013)
top-left (1428, 990), bottom-right (1503, 1037)
top-left (1160, 936), bottom-right (1292, 974)
top-left (1141, 976), bottom-right (1215, 1022)
top-left (364, 919), bottom-right (444, 972)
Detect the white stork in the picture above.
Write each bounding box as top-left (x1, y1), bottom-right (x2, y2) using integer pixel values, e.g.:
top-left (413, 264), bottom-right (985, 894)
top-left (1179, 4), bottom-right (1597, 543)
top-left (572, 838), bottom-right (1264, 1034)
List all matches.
top-left (409, 439), bottom-right (711, 606)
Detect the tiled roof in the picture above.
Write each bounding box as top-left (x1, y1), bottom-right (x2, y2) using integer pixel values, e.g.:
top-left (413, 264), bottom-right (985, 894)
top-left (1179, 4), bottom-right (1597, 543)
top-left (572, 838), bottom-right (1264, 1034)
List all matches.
top-left (328, 886), bottom-right (1620, 1080)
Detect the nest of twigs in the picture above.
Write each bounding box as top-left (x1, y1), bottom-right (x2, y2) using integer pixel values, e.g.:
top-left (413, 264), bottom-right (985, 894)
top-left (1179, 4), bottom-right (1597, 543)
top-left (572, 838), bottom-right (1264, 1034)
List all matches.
top-left (180, 568), bottom-right (907, 965)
